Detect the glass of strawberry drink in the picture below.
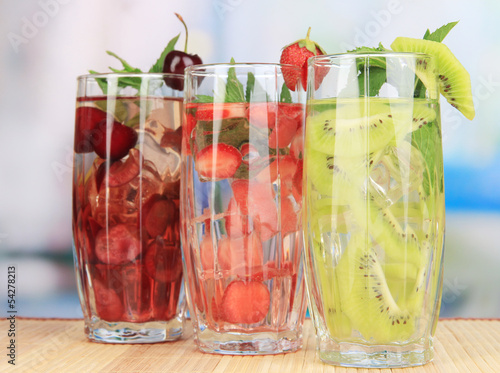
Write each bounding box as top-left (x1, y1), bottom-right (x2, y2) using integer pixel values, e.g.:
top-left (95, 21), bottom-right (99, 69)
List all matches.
top-left (181, 63), bottom-right (307, 354)
top-left (73, 73), bottom-right (186, 343)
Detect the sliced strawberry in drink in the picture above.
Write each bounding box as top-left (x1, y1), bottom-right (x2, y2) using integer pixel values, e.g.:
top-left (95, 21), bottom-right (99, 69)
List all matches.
top-left (94, 224), bottom-right (141, 265)
top-left (225, 198), bottom-right (251, 238)
top-left (255, 155), bottom-right (297, 190)
top-left (240, 143), bottom-right (260, 165)
top-left (247, 102), bottom-right (277, 129)
top-left (281, 197), bottom-right (298, 234)
top-left (144, 238), bottom-right (183, 283)
top-left (268, 103), bottom-right (304, 149)
top-left (91, 119), bottom-right (138, 161)
top-left (74, 106), bottom-right (111, 153)
top-left (93, 280), bottom-right (123, 321)
top-left (141, 194), bottom-right (176, 238)
top-left (195, 143), bottom-right (242, 180)
top-left (221, 281), bottom-right (270, 324)
top-left (194, 103), bottom-right (247, 121)
top-left (292, 159), bottom-right (303, 203)
top-left (106, 149), bottom-right (141, 187)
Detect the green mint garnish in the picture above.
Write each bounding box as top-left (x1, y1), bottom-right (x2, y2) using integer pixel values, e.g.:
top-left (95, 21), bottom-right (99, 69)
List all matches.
top-left (224, 57), bottom-right (246, 102)
top-left (148, 34), bottom-right (181, 73)
top-left (280, 83), bottom-right (293, 103)
top-left (423, 21), bottom-right (458, 42)
top-left (245, 72), bottom-right (256, 102)
top-left (195, 58), bottom-right (269, 103)
top-left (89, 34), bottom-right (180, 94)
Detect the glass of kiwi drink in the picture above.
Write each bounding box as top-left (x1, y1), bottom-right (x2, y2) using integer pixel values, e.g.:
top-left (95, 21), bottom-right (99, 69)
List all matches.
top-left (302, 53), bottom-right (445, 367)
top-left (72, 73), bottom-right (186, 343)
top-left (181, 63), bottom-right (308, 354)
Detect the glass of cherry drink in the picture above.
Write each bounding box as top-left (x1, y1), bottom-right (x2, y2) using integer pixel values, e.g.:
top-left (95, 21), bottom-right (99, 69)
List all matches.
top-left (72, 73), bottom-right (186, 343)
top-left (181, 63), bottom-right (308, 354)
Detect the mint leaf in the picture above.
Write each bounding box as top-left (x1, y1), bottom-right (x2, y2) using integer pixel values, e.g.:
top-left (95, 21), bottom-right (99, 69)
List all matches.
top-left (89, 70), bottom-right (108, 94)
top-left (106, 51), bottom-right (142, 73)
top-left (358, 66), bottom-right (386, 96)
top-left (245, 72), bottom-right (255, 102)
top-left (423, 21), bottom-right (459, 42)
top-left (194, 95), bottom-right (214, 103)
top-left (280, 83), bottom-right (292, 103)
top-left (149, 34), bottom-right (180, 73)
top-left (225, 58), bottom-right (245, 103)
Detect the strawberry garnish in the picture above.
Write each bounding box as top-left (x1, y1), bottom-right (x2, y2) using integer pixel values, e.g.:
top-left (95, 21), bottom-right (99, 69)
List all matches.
top-left (280, 27), bottom-right (326, 91)
top-left (195, 143), bottom-right (242, 180)
top-left (221, 280), bottom-right (270, 324)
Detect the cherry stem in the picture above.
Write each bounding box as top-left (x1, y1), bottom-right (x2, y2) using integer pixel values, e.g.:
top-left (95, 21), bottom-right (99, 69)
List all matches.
top-left (175, 13), bottom-right (189, 53)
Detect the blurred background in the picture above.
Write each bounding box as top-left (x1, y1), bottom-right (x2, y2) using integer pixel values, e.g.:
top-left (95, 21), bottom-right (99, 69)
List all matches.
top-left (0, 0), bottom-right (498, 318)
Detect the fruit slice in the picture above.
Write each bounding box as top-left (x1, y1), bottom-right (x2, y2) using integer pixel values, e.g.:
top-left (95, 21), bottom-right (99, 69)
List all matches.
top-left (94, 224), bottom-right (141, 265)
top-left (93, 280), bottom-right (123, 321)
top-left (74, 106), bottom-right (111, 153)
top-left (195, 143), bottom-right (242, 180)
top-left (221, 280), bottom-right (270, 324)
top-left (335, 233), bottom-right (416, 343)
top-left (269, 103), bottom-right (304, 148)
top-left (194, 103), bottom-right (247, 121)
top-left (306, 107), bottom-right (396, 157)
top-left (91, 120), bottom-right (138, 161)
top-left (305, 148), bottom-right (363, 199)
top-left (141, 194), bottom-right (176, 238)
top-left (144, 238), bottom-right (183, 283)
top-left (391, 37), bottom-right (475, 120)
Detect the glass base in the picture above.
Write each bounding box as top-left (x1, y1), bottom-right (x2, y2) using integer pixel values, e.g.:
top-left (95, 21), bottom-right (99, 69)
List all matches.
top-left (194, 329), bottom-right (302, 355)
top-left (318, 341), bottom-right (434, 368)
top-left (84, 318), bottom-right (184, 344)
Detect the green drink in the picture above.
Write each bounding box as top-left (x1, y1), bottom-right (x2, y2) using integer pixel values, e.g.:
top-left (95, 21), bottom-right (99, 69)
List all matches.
top-left (303, 54), bottom-right (448, 367)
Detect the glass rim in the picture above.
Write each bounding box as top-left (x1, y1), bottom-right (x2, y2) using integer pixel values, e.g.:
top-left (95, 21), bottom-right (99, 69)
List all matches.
top-left (309, 51), bottom-right (432, 64)
top-left (76, 72), bottom-right (184, 81)
top-left (185, 62), bottom-right (301, 75)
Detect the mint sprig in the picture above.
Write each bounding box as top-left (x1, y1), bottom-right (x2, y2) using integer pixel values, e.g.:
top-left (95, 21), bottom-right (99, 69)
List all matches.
top-left (195, 58), bottom-right (272, 103)
top-left (89, 34), bottom-right (180, 94)
top-left (224, 57), bottom-right (246, 102)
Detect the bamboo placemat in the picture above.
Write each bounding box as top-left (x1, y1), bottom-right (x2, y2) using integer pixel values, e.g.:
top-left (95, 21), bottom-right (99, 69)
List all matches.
top-left (1, 318), bottom-right (498, 372)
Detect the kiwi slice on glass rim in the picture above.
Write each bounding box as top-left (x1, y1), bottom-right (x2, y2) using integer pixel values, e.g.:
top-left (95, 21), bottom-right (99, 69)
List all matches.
top-left (391, 37), bottom-right (475, 120)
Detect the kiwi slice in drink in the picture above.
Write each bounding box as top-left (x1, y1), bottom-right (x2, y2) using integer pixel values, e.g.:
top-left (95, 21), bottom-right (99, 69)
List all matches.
top-left (335, 233), bottom-right (418, 343)
top-left (391, 37), bottom-right (475, 120)
top-left (306, 106), bottom-right (397, 157)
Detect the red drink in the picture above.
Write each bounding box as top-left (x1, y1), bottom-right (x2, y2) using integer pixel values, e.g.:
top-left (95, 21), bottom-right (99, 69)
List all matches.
top-left (73, 74), bottom-right (185, 343)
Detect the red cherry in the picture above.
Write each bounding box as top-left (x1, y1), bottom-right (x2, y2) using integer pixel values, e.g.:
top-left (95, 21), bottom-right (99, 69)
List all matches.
top-left (74, 106), bottom-right (111, 153)
top-left (162, 14), bottom-right (202, 90)
top-left (91, 120), bottom-right (138, 161)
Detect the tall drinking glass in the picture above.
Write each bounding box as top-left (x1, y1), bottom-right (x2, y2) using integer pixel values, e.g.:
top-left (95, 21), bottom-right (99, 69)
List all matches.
top-left (72, 73), bottom-right (186, 343)
top-left (181, 63), bottom-right (307, 354)
top-left (303, 53), bottom-right (445, 367)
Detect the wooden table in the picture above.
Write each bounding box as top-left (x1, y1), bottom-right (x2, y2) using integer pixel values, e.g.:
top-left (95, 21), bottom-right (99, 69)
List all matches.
top-left (1, 318), bottom-right (498, 372)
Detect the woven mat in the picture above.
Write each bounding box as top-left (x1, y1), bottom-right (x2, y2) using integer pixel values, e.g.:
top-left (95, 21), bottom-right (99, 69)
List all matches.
top-left (1, 318), bottom-right (498, 372)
